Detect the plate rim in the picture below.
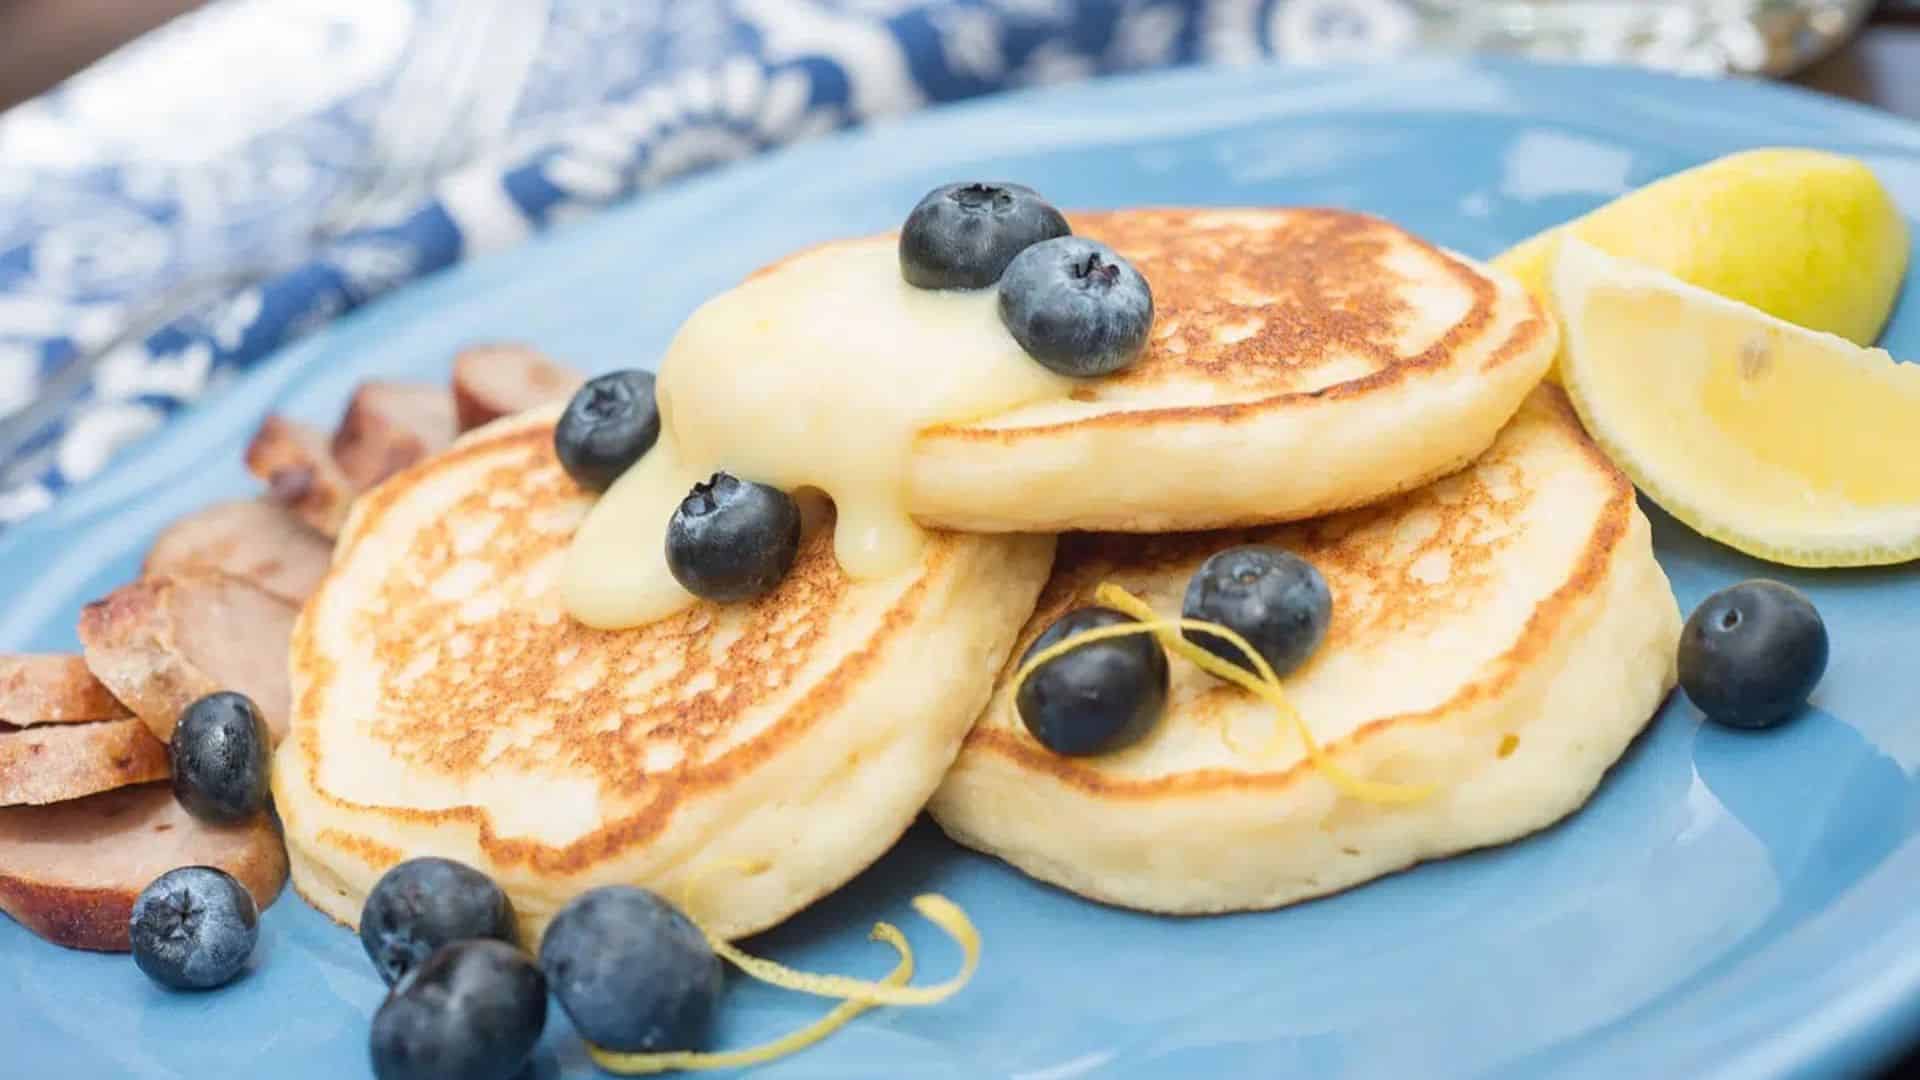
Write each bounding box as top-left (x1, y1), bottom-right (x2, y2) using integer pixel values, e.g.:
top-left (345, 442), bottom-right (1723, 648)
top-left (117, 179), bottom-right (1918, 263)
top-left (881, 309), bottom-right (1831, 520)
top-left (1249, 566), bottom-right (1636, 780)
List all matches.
top-left (4, 56), bottom-right (1920, 1079)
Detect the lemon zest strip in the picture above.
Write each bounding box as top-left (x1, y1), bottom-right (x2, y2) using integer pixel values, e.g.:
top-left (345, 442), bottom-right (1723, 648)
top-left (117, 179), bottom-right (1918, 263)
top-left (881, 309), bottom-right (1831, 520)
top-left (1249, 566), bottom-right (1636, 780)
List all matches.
top-left (588, 921), bottom-right (915, 1075)
top-left (1091, 584), bottom-right (1254, 756)
top-left (672, 857), bottom-right (769, 918)
top-left (678, 865), bottom-right (978, 1008)
top-left (1006, 584), bottom-right (1431, 806)
top-left (710, 894), bottom-right (979, 1006)
top-left (1096, 583), bottom-right (1428, 803)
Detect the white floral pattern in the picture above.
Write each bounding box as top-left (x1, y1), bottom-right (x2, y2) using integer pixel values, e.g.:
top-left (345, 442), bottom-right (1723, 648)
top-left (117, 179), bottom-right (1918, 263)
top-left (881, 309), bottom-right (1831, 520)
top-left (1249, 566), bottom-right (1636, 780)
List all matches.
top-left (0, 0), bottom-right (1859, 525)
top-left (0, 0), bottom-right (1414, 526)
top-left (0, 345), bottom-right (36, 419)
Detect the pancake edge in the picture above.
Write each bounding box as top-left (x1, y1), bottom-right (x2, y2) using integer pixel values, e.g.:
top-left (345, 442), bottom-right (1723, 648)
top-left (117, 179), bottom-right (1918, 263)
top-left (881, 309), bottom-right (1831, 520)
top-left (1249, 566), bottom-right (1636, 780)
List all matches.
top-left (928, 390), bottom-right (1682, 913)
top-left (276, 410), bottom-right (1056, 941)
top-left (906, 208), bottom-right (1559, 532)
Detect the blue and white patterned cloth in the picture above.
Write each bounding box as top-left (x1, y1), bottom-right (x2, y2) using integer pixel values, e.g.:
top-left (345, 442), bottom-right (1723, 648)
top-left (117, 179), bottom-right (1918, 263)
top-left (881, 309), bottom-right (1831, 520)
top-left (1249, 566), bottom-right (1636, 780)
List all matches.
top-left (2, 0), bottom-right (1804, 526)
top-left (0, 0), bottom-right (1447, 525)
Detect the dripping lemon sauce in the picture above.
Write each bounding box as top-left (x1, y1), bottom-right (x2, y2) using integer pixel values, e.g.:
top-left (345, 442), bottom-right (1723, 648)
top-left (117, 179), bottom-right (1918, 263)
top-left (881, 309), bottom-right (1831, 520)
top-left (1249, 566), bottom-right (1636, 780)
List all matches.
top-left (561, 236), bottom-right (1070, 629)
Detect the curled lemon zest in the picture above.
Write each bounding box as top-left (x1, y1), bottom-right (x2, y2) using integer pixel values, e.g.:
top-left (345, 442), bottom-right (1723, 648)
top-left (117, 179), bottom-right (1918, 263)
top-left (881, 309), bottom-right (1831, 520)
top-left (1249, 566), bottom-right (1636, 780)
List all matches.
top-left (1092, 584), bottom-right (1256, 756)
top-left (588, 921), bottom-right (915, 1075)
top-left (1210, 711), bottom-right (1255, 756)
top-left (1007, 584), bottom-right (1431, 806)
top-left (673, 857), bottom-right (770, 917)
top-left (710, 894), bottom-right (979, 1006)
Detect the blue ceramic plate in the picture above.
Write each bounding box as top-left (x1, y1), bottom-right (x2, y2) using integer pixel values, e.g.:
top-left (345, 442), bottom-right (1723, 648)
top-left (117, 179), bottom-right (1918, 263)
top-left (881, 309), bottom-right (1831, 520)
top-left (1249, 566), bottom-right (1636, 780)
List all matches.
top-left (6, 59), bottom-right (1920, 1080)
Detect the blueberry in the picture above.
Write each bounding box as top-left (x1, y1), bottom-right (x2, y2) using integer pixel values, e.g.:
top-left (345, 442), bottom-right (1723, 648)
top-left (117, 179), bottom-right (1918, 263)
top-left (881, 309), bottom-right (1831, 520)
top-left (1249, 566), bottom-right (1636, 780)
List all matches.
top-left (1678, 579), bottom-right (1828, 729)
top-left (539, 886), bottom-right (721, 1053)
top-left (665, 472), bottom-right (801, 603)
top-left (997, 236), bottom-right (1154, 377)
top-left (899, 182), bottom-right (1070, 289)
top-left (1182, 546), bottom-right (1332, 679)
top-left (169, 691), bottom-right (271, 825)
top-left (370, 939), bottom-right (547, 1080)
top-left (555, 370), bottom-right (660, 491)
top-left (1016, 607), bottom-right (1169, 756)
top-left (129, 866), bottom-right (259, 991)
top-left (359, 857), bottom-right (519, 987)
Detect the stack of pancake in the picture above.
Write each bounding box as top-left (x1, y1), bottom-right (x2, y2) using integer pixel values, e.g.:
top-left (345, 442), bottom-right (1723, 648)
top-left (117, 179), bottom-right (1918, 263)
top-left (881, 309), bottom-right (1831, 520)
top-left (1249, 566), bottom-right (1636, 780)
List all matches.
top-left (274, 206), bottom-right (1680, 943)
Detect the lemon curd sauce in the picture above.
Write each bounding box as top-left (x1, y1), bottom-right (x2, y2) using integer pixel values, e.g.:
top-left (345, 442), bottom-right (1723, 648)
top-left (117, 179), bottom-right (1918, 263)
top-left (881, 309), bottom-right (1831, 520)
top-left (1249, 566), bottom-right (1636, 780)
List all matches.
top-left (563, 237), bottom-right (1069, 629)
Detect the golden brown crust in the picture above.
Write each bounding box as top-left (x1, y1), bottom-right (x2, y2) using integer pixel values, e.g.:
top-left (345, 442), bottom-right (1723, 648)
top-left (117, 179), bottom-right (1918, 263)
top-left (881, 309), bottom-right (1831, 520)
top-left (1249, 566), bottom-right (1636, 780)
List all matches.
top-left (881, 208), bottom-right (1549, 440)
top-left (0, 784), bottom-right (287, 952)
top-left (0, 654), bottom-right (127, 725)
top-left (315, 827), bottom-right (404, 872)
top-left (78, 577), bottom-right (210, 740)
top-left (0, 718), bottom-right (170, 806)
top-left (1072, 209), bottom-right (1487, 389)
top-left (0, 878), bottom-right (132, 952)
top-left (962, 385), bottom-right (1631, 797)
top-left (291, 414), bottom-right (960, 878)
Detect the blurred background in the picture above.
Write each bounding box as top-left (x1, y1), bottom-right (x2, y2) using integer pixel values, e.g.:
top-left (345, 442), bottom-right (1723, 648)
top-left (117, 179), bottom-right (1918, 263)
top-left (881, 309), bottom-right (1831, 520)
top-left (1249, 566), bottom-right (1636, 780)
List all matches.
top-left (0, 0), bottom-right (1917, 526)
top-left (6, 0), bottom-right (1919, 112)
top-left (5, 7), bottom-right (1919, 1079)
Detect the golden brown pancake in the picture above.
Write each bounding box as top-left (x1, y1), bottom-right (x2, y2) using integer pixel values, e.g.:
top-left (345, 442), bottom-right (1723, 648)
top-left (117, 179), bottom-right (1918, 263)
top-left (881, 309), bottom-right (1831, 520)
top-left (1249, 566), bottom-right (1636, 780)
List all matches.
top-left (906, 207), bottom-right (1558, 532)
top-left (274, 405), bottom-right (1052, 942)
top-left (929, 387), bottom-right (1680, 913)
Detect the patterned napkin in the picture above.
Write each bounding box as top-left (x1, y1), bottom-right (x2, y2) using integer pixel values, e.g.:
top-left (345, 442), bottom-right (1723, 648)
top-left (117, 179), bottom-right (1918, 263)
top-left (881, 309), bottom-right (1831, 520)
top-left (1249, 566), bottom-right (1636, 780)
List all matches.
top-left (0, 0), bottom-right (1865, 526)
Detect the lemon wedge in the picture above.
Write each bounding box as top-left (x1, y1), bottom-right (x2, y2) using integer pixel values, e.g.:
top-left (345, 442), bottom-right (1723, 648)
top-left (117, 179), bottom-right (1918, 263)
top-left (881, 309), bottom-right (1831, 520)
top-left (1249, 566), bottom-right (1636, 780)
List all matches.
top-left (1496, 148), bottom-right (1909, 379)
top-left (1552, 236), bottom-right (1920, 568)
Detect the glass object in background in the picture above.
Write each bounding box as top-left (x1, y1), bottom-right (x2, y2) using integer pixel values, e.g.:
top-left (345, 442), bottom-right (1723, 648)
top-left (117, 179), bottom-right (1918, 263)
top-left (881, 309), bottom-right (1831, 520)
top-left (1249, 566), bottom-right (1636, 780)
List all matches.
top-left (1406, 0), bottom-right (1877, 75)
